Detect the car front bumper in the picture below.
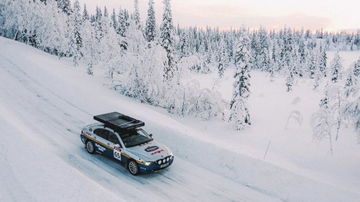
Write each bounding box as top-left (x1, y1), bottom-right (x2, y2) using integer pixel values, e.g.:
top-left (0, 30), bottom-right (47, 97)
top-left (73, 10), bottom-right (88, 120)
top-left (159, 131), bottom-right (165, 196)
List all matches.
top-left (138, 158), bottom-right (174, 174)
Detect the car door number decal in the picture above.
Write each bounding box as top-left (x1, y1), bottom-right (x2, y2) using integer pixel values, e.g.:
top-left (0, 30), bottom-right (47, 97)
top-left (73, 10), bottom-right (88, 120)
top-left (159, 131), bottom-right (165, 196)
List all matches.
top-left (113, 149), bottom-right (122, 161)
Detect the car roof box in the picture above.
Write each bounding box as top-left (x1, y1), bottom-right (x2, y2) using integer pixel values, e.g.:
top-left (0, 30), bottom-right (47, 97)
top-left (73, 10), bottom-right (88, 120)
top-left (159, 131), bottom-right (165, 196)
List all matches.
top-left (94, 112), bottom-right (145, 131)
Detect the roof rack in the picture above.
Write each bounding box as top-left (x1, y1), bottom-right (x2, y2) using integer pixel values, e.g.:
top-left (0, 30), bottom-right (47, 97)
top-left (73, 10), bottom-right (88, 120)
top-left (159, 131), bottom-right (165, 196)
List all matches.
top-left (94, 112), bottom-right (145, 131)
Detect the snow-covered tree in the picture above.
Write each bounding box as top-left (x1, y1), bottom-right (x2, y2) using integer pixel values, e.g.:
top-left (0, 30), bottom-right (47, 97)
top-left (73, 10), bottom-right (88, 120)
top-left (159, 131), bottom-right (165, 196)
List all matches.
top-left (328, 84), bottom-right (344, 141)
top-left (82, 4), bottom-right (89, 21)
top-left (344, 95), bottom-right (360, 143)
top-left (2, 0), bottom-right (70, 54)
top-left (57, 0), bottom-right (71, 15)
top-left (252, 28), bottom-right (270, 71)
top-left (69, 0), bottom-right (83, 65)
top-left (117, 9), bottom-right (129, 37)
top-left (286, 67), bottom-right (295, 92)
top-left (354, 58), bottom-right (360, 77)
top-left (349, 58), bottom-right (360, 96)
top-left (94, 7), bottom-right (104, 41)
top-left (110, 9), bottom-right (118, 30)
top-left (312, 93), bottom-right (334, 154)
top-left (342, 59), bottom-right (360, 142)
top-left (330, 52), bottom-right (343, 83)
top-left (178, 31), bottom-right (189, 59)
top-left (133, 0), bottom-right (141, 29)
top-left (269, 40), bottom-right (280, 77)
top-left (229, 32), bottom-right (251, 130)
top-left (344, 58), bottom-right (360, 113)
top-left (80, 19), bottom-right (96, 75)
top-left (318, 44), bottom-right (327, 78)
top-left (103, 6), bottom-right (109, 18)
top-left (216, 39), bottom-right (227, 78)
top-left (308, 49), bottom-right (317, 79)
top-left (144, 0), bottom-right (156, 42)
top-left (160, 0), bottom-right (176, 81)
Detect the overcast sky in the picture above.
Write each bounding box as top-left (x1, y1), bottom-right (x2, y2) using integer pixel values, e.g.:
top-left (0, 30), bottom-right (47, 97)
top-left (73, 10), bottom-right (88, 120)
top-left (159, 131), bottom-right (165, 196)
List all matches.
top-left (78, 0), bottom-right (360, 31)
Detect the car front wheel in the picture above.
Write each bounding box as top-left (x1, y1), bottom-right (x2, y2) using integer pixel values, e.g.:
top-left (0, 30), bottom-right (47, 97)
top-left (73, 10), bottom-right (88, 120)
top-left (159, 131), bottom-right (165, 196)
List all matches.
top-left (128, 160), bottom-right (139, 175)
top-left (86, 141), bottom-right (95, 154)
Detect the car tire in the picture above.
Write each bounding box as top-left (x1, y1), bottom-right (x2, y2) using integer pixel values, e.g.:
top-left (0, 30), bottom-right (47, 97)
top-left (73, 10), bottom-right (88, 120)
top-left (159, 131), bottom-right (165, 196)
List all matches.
top-left (127, 160), bottom-right (139, 175)
top-left (86, 141), bottom-right (95, 154)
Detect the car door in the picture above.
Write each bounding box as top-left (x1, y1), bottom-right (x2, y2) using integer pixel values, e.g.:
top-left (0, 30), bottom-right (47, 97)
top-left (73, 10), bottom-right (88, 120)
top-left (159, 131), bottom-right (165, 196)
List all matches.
top-left (93, 128), bottom-right (110, 154)
top-left (107, 131), bottom-right (124, 162)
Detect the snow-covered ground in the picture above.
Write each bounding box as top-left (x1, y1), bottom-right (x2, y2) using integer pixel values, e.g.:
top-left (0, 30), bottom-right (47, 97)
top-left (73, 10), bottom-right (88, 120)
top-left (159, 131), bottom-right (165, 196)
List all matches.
top-left (0, 36), bottom-right (359, 202)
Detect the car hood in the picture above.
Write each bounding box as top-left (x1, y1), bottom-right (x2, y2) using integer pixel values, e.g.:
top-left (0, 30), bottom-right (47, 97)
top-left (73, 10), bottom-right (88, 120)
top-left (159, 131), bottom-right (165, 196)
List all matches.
top-left (126, 140), bottom-right (172, 162)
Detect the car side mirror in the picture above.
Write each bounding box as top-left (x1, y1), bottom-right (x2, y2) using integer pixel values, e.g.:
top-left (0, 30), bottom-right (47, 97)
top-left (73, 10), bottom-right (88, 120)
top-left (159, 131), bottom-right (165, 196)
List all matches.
top-left (149, 134), bottom-right (153, 138)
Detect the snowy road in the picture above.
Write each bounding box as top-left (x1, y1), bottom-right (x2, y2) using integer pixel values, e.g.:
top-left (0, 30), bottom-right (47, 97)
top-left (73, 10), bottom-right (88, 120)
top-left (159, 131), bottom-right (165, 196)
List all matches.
top-left (0, 37), bottom-right (359, 202)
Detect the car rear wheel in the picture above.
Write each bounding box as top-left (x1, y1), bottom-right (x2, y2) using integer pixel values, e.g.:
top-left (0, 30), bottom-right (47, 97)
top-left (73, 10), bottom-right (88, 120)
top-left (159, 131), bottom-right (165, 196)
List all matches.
top-left (128, 160), bottom-right (139, 175)
top-left (86, 141), bottom-right (95, 154)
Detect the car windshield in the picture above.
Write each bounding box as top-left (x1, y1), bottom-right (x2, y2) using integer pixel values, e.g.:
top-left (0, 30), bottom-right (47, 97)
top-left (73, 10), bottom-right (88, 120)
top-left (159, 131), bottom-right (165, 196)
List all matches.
top-left (120, 129), bottom-right (153, 148)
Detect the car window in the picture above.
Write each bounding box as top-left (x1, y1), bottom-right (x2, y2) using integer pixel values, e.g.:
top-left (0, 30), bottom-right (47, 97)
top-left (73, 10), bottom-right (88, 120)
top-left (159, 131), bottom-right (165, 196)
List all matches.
top-left (94, 128), bottom-right (109, 140)
top-left (120, 129), bottom-right (153, 148)
top-left (108, 132), bottom-right (120, 145)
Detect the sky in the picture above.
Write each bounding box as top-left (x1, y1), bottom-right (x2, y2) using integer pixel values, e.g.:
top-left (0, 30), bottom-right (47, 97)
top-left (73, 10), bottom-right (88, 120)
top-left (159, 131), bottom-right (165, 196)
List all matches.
top-left (78, 0), bottom-right (360, 32)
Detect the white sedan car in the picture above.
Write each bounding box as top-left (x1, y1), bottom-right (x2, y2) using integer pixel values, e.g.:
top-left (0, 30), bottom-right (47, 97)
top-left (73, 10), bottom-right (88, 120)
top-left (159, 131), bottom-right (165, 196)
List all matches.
top-left (80, 112), bottom-right (174, 175)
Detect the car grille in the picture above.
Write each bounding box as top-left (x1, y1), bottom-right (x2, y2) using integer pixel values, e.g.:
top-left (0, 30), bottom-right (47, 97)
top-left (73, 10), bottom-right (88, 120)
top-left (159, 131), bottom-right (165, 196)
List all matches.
top-left (156, 155), bottom-right (173, 165)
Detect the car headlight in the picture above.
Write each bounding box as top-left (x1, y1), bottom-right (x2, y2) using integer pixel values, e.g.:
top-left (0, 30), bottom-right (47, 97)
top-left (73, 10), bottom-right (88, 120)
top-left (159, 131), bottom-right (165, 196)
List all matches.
top-left (144, 162), bottom-right (151, 166)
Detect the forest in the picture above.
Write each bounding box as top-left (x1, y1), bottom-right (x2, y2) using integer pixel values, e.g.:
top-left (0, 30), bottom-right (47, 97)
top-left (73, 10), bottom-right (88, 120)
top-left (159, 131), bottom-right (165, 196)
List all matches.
top-left (0, 0), bottom-right (359, 144)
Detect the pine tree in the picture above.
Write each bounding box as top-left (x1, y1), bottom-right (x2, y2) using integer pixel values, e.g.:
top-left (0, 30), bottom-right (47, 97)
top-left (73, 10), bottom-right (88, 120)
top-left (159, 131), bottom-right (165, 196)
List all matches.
top-left (56, 0), bottom-right (71, 15)
top-left (94, 6), bottom-right (103, 41)
top-left (144, 0), bottom-right (156, 42)
top-left (285, 43), bottom-right (296, 92)
top-left (343, 60), bottom-right (360, 142)
top-left (216, 39), bottom-right (227, 78)
top-left (345, 58), bottom-right (360, 97)
top-left (160, 0), bottom-right (176, 81)
top-left (291, 44), bottom-right (302, 77)
top-left (80, 19), bottom-right (96, 75)
top-left (178, 31), bottom-right (189, 59)
top-left (257, 28), bottom-right (270, 71)
top-left (229, 32), bottom-right (251, 130)
top-left (117, 9), bottom-right (130, 37)
top-left (82, 4), bottom-right (89, 21)
top-left (308, 49), bottom-right (316, 79)
top-left (330, 52), bottom-right (342, 83)
top-left (269, 40), bottom-right (280, 77)
top-left (318, 44), bottom-right (327, 78)
top-left (312, 45), bottom-right (326, 89)
top-left (345, 70), bottom-right (355, 97)
top-left (286, 67), bottom-right (295, 92)
top-left (133, 0), bottom-right (141, 29)
top-left (298, 37), bottom-right (306, 65)
top-left (110, 9), bottom-right (118, 30)
top-left (70, 0), bottom-right (83, 65)
top-left (354, 58), bottom-right (360, 77)
top-left (282, 29), bottom-right (294, 70)
top-left (249, 32), bottom-right (258, 69)
top-left (103, 6), bottom-right (108, 18)
top-left (344, 95), bottom-right (360, 143)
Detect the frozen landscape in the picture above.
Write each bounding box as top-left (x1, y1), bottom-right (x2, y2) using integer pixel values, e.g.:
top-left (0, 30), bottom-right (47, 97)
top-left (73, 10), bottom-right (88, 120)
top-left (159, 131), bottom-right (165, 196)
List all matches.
top-left (0, 0), bottom-right (360, 201)
top-left (1, 37), bottom-right (360, 202)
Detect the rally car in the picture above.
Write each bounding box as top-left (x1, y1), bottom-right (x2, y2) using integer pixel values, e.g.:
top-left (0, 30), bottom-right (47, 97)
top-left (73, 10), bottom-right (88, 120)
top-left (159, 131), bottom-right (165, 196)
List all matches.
top-left (80, 112), bottom-right (174, 175)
